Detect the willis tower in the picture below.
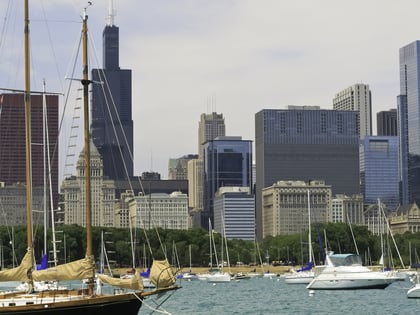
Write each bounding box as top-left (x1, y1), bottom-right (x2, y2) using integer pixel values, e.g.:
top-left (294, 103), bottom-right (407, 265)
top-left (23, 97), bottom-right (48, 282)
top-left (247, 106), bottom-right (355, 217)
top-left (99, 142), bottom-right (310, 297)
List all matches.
top-left (91, 5), bottom-right (133, 180)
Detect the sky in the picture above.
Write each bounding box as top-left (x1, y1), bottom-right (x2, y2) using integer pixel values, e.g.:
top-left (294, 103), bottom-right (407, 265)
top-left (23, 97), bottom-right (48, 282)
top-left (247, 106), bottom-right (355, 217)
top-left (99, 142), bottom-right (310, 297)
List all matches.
top-left (1, 0), bottom-right (420, 180)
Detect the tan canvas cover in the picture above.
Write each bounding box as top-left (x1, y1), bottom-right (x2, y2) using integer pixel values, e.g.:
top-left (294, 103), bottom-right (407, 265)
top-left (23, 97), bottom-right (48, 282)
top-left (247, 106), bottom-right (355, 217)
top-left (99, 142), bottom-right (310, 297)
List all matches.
top-left (98, 272), bottom-right (144, 291)
top-left (150, 259), bottom-right (176, 288)
top-left (32, 257), bottom-right (94, 281)
top-left (0, 249), bottom-right (32, 282)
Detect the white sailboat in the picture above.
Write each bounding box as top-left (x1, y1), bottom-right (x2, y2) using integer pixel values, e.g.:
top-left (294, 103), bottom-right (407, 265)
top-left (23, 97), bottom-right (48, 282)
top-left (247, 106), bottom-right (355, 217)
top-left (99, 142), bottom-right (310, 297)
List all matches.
top-left (285, 190), bottom-right (314, 284)
top-left (180, 245), bottom-right (198, 281)
top-left (206, 222), bottom-right (231, 283)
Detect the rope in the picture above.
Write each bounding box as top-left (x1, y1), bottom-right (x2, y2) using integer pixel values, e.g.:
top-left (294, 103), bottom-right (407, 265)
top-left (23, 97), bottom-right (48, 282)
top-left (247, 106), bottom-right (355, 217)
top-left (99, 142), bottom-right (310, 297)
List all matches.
top-left (133, 292), bottom-right (172, 315)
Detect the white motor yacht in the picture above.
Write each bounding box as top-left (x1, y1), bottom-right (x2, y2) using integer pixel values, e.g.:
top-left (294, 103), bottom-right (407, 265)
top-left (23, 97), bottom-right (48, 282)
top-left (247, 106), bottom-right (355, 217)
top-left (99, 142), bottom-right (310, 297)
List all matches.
top-left (306, 252), bottom-right (399, 290)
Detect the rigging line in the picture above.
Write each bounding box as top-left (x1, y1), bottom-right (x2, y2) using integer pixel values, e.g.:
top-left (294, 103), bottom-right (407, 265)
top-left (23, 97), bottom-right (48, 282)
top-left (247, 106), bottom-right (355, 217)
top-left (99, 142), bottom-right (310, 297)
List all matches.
top-left (0, 0), bottom-right (13, 56)
top-left (38, 0), bottom-right (66, 93)
top-left (96, 68), bottom-right (138, 194)
top-left (56, 26), bottom-right (83, 177)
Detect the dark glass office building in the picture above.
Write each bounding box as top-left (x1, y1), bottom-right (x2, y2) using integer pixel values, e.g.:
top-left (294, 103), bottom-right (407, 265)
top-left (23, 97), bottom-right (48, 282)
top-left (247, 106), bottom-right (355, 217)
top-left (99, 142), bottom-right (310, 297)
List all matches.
top-left (397, 95), bottom-right (409, 205)
top-left (91, 19), bottom-right (133, 180)
top-left (377, 109), bottom-right (398, 136)
top-left (202, 136), bottom-right (252, 230)
top-left (255, 106), bottom-right (360, 240)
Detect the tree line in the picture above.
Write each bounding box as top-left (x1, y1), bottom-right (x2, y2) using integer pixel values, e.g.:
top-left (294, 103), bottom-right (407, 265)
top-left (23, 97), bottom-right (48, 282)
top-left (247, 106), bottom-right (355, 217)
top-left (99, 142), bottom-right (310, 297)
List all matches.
top-left (1, 223), bottom-right (419, 270)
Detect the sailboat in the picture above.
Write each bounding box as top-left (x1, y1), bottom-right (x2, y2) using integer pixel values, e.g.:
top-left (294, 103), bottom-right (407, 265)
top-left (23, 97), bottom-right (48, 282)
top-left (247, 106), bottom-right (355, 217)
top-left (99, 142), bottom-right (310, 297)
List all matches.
top-left (179, 245), bottom-right (198, 281)
top-left (206, 224), bottom-right (231, 283)
top-left (0, 2), bottom-right (179, 313)
top-left (285, 190), bottom-right (315, 284)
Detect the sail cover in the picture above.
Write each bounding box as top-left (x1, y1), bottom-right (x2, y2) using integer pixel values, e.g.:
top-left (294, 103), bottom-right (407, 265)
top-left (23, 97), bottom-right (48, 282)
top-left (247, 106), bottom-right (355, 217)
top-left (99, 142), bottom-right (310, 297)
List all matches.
top-left (32, 257), bottom-right (94, 281)
top-left (0, 249), bottom-right (33, 282)
top-left (150, 259), bottom-right (176, 288)
top-left (98, 272), bottom-right (144, 291)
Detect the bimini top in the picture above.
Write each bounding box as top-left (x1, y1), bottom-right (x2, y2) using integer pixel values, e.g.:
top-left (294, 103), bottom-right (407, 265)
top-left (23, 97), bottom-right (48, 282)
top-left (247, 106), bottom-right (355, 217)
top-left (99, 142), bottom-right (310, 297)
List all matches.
top-left (328, 254), bottom-right (363, 267)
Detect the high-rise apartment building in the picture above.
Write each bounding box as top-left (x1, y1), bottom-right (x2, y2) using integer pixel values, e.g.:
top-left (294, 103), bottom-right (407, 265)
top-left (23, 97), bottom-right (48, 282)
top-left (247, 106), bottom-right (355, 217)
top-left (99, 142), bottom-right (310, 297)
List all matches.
top-left (399, 41), bottom-right (420, 204)
top-left (0, 93), bottom-right (59, 226)
top-left (333, 83), bottom-right (372, 139)
top-left (377, 109), bottom-right (398, 136)
top-left (91, 8), bottom-right (133, 180)
top-left (360, 136), bottom-right (399, 211)
top-left (188, 158), bottom-right (203, 227)
top-left (203, 136), bottom-right (252, 230)
top-left (255, 106), bottom-right (360, 240)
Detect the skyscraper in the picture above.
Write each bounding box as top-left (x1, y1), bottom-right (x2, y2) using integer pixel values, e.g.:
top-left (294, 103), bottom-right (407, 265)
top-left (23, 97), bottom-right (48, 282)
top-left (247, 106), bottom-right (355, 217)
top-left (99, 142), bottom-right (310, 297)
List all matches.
top-left (333, 83), bottom-right (372, 139)
top-left (91, 7), bottom-right (133, 180)
top-left (397, 95), bottom-right (409, 205)
top-left (191, 112), bottom-right (226, 228)
top-left (360, 136), bottom-right (399, 210)
top-left (399, 41), bottom-right (420, 204)
top-left (255, 106), bottom-right (360, 240)
top-left (377, 109), bottom-right (398, 136)
top-left (168, 154), bottom-right (198, 180)
top-left (0, 93), bottom-right (59, 225)
top-left (203, 136), bottom-right (252, 230)
top-left (198, 112), bottom-right (226, 157)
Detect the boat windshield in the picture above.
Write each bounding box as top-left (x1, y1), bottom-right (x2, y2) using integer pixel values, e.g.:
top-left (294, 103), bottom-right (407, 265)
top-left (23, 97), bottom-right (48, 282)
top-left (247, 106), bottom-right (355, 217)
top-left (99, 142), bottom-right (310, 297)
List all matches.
top-left (329, 254), bottom-right (362, 267)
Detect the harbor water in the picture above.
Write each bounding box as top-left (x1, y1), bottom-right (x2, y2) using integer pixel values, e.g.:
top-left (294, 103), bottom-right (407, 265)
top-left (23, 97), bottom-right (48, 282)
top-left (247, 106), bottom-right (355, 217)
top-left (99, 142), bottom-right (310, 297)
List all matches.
top-left (144, 276), bottom-right (420, 315)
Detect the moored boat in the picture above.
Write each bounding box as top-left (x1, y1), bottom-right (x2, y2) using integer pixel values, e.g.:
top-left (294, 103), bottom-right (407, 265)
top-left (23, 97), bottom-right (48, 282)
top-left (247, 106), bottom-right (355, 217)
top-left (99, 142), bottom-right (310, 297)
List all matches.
top-left (306, 253), bottom-right (399, 290)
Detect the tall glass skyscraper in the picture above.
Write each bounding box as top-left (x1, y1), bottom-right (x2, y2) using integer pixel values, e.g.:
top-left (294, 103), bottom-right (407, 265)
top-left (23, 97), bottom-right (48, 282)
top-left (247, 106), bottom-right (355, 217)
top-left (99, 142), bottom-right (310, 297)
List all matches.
top-left (399, 41), bottom-right (420, 204)
top-left (360, 136), bottom-right (399, 210)
top-left (91, 8), bottom-right (133, 180)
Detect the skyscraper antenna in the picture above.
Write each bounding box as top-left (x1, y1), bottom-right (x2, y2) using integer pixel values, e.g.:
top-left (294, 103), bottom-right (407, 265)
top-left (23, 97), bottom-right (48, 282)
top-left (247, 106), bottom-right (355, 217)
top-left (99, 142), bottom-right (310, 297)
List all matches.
top-left (107, 0), bottom-right (115, 26)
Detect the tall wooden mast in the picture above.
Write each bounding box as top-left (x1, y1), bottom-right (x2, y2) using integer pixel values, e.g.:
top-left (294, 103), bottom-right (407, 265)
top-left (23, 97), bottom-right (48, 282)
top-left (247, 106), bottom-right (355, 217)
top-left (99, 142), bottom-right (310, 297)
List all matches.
top-left (82, 5), bottom-right (94, 295)
top-left (24, 0), bottom-right (33, 251)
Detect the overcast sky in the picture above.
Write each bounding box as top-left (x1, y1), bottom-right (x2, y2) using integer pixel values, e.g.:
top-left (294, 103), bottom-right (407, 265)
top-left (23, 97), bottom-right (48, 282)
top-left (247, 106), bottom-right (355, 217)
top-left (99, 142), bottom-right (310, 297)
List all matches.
top-left (1, 0), bottom-right (420, 180)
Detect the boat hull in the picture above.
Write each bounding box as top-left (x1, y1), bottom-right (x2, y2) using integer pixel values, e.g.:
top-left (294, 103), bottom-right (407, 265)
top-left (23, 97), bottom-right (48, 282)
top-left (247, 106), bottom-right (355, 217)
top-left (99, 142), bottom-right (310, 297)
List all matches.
top-left (206, 272), bottom-right (231, 283)
top-left (0, 292), bottom-right (142, 315)
top-left (407, 283), bottom-right (420, 298)
top-left (284, 272), bottom-right (314, 284)
top-left (306, 272), bottom-right (397, 290)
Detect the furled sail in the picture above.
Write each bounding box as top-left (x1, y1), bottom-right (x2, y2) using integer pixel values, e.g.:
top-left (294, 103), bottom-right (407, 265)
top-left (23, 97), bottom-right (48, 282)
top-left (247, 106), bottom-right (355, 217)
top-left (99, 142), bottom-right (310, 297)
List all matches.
top-left (32, 256), bottom-right (94, 281)
top-left (150, 259), bottom-right (176, 288)
top-left (98, 272), bottom-right (144, 291)
top-left (0, 249), bottom-right (32, 282)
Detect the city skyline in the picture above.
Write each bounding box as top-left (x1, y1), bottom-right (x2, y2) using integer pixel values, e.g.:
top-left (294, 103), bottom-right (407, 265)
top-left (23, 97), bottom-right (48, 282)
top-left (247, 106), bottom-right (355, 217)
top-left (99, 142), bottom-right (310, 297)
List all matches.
top-left (0, 1), bottom-right (419, 179)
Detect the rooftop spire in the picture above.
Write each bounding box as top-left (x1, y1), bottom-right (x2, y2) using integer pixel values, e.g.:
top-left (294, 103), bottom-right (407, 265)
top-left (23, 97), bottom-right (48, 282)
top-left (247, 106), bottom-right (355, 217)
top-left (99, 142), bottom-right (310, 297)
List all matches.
top-left (107, 0), bottom-right (115, 26)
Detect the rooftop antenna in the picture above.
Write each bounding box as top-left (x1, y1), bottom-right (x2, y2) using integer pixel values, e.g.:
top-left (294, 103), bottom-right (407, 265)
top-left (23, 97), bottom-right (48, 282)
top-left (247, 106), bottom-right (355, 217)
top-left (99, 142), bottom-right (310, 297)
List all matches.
top-left (107, 0), bottom-right (115, 26)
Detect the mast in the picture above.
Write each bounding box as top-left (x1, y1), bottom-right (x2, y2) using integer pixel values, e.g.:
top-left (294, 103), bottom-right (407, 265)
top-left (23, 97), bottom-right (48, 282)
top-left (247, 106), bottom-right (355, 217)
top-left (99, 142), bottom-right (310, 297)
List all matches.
top-left (82, 4), bottom-right (94, 294)
top-left (24, 0), bottom-right (33, 252)
top-left (307, 190), bottom-right (312, 264)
